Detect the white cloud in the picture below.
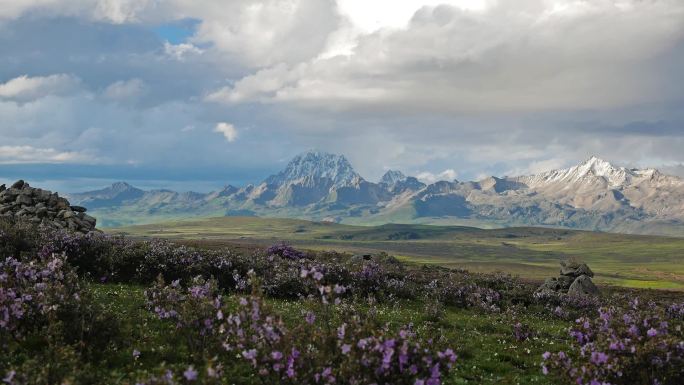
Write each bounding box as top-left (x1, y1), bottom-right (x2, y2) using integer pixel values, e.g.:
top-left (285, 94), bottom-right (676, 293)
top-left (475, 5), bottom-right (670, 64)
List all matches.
top-left (0, 74), bottom-right (81, 102)
top-left (103, 78), bottom-right (147, 100)
top-left (209, 0), bottom-right (684, 113)
top-left (0, 145), bottom-right (95, 164)
top-left (164, 42), bottom-right (203, 61)
top-left (214, 122), bottom-right (239, 142)
top-left (416, 169), bottom-right (458, 184)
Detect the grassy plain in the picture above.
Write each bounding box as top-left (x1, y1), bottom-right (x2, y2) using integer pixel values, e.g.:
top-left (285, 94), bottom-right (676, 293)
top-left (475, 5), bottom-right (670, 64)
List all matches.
top-left (113, 217), bottom-right (684, 290)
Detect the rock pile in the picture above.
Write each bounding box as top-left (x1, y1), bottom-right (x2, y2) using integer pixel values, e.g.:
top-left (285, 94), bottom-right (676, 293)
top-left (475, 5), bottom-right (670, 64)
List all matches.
top-left (538, 260), bottom-right (599, 296)
top-left (0, 180), bottom-right (96, 233)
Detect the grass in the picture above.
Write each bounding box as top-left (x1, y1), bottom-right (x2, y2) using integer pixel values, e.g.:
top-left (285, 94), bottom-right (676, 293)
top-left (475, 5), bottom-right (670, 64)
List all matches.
top-left (112, 216), bottom-right (684, 290)
top-left (84, 283), bottom-right (570, 384)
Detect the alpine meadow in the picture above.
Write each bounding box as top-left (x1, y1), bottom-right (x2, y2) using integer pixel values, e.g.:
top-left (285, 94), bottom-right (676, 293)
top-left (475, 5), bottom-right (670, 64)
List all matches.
top-left (2, 1), bottom-right (684, 385)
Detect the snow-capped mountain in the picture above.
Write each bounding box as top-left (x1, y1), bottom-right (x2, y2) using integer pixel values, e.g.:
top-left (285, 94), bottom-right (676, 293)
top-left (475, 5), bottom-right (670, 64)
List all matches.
top-left (510, 156), bottom-right (684, 217)
top-left (516, 156), bottom-right (668, 189)
top-left (68, 152), bottom-right (684, 235)
top-left (264, 151), bottom-right (362, 189)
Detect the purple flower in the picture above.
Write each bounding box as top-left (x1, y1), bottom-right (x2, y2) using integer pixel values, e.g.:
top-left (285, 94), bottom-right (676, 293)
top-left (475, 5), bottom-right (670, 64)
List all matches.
top-left (590, 352), bottom-right (609, 365)
top-left (305, 311), bottom-right (316, 325)
top-left (243, 349), bottom-right (258, 360)
top-left (341, 344), bottom-right (352, 355)
top-left (132, 349), bottom-right (140, 359)
top-left (647, 328), bottom-right (658, 337)
top-left (183, 366), bottom-right (198, 381)
top-left (3, 370), bottom-right (16, 383)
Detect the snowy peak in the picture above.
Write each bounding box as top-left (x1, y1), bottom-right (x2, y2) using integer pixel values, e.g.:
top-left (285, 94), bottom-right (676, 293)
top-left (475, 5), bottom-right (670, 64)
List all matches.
top-left (519, 156), bottom-right (636, 188)
top-left (264, 151), bottom-right (362, 188)
top-left (380, 170), bottom-right (407, 186)
top-left (576, 156), bottom-right (625, 178)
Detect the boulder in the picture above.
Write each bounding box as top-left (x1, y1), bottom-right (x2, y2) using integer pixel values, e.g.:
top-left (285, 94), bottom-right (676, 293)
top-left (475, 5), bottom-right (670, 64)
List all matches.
top-left (70, 205), bottom-right (87, 213)
top-left (15, 194), bottom-right (33, 206)
top-left (568, 275), bottom-right (599, 296)
top-left (560, 260), bottom-right (594, 278)
top-left (11, 180), bottom-right (25, 189)
top-left (540, 277), bottom-right (562, 291)
top-left (557, 275), bottom-right (575, 290)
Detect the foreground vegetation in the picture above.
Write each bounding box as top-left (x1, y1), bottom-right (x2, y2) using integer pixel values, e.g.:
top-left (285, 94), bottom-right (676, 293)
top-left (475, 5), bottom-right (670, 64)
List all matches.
top-left (115, 216), bottom-right (684, 289)
top-left (2, 219), bottom-right (684, 384)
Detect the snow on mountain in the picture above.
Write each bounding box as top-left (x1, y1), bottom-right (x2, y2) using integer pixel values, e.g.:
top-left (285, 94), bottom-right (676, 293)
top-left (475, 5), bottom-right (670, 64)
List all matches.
top-left (380, 170), bottom-right (407, 186)
top-left (69, 153), bottom-right (684, 235)
top-left (517, 156), bottom-right (637, 188)
top-left (265, 151), bottom-right (362, 189)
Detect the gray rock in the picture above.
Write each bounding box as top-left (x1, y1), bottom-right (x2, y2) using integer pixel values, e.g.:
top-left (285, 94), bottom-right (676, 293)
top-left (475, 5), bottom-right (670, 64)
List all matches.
top-left (560, 261), bottom-right (594, 278)
top-left (82, 214), bottom-right (96, 224)
top-left (0, 181), bottom-right (96, 233)
top-left (568, 275), bottom-right (599, 296)
top-left (541, 277), bottom-right (562, 291)
top-left (0, 184), bottom-right (5, 192)
top-left (15, 194), bottom-right (33, 206)
top-left (557, 275), bottom-right (575, 290)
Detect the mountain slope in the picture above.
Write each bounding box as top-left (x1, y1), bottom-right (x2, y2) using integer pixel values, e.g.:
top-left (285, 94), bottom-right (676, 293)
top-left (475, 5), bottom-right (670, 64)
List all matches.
top-left (68, 152), bottom-right (684, 235)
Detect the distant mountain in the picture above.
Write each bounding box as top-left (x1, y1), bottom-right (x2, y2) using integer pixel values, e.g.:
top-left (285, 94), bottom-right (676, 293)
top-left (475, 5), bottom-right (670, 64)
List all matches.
top-left (66, 182), bottom-right (144, 209)
top-left (69, 151), bottom-right (684, 235)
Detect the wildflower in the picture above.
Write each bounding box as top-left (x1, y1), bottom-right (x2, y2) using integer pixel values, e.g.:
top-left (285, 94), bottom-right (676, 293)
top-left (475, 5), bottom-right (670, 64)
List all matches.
top-left (3, 371), bottom-right (16, 383)
top-left (305, 311), bottom-right (316, 325)
top-left (341, 344), bottom-right (352, 355)
top-left (590, 352), bottom-right (609, 365)
top-left (647, 328), bottom-right (658, 337)
top-left (132, 349), bottom-right (141, 360)
top-left (183, 366), bottom-right (198, 381)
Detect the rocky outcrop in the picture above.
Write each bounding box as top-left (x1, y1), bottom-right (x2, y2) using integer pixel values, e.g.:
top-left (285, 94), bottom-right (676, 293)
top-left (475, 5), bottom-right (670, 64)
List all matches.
top-left (567, 275), bottom-right (599, 296)
top-left (0, 180), bottom-right (96, 233)
top-left (538, 260), bottom-right (599, 296)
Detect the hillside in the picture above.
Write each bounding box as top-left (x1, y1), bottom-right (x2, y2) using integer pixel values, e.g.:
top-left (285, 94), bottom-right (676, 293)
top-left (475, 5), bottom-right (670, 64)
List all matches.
top-left (4, 218), bottom-right (684, 385)
top-left (113, 216), bottom-right (684, 290)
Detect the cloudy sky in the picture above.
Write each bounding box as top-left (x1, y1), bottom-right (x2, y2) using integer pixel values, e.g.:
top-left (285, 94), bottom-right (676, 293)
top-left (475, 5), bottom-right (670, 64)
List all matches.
top-left (1, 0), bottom-right (684, 192)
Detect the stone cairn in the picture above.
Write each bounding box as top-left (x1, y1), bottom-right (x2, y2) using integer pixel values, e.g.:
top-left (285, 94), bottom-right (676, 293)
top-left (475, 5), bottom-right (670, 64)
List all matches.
top-left (0, 180), bottom-right (96, 233)
top-left (538, 259), bottom-right (599, 296)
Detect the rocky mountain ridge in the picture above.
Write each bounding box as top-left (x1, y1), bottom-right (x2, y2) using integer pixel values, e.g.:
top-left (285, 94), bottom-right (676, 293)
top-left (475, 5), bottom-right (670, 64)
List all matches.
top-left (64, 152), bottom-right (684, 235)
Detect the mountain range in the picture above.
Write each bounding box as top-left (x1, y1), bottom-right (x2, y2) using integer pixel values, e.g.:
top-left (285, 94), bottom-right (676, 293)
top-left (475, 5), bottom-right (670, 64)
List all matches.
top-left (66, 151), bottom-right (684, 236)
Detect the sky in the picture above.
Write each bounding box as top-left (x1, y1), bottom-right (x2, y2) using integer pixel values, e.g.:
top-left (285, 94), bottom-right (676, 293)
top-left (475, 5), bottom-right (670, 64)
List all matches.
top-left (1, 0), bottom-right (684, 193)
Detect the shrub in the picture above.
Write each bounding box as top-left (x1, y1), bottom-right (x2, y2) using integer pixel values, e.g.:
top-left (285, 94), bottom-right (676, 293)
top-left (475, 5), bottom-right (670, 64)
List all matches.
top-left (142, 270), bottom-right (458, 384)
top-left (542, 300), bottom-right (684, 385)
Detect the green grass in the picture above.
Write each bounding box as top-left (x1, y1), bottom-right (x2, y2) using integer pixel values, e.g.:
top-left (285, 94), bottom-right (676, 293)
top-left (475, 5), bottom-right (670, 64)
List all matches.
top-left (112, 216), bottom-right (684, 290)
top-left (84, 283), bottom-right (569, 384)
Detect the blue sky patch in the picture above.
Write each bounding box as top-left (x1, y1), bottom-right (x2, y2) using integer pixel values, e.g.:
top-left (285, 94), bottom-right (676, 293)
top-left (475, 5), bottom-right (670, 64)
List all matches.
top-left (153, 18), bottom-right (200, 44)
